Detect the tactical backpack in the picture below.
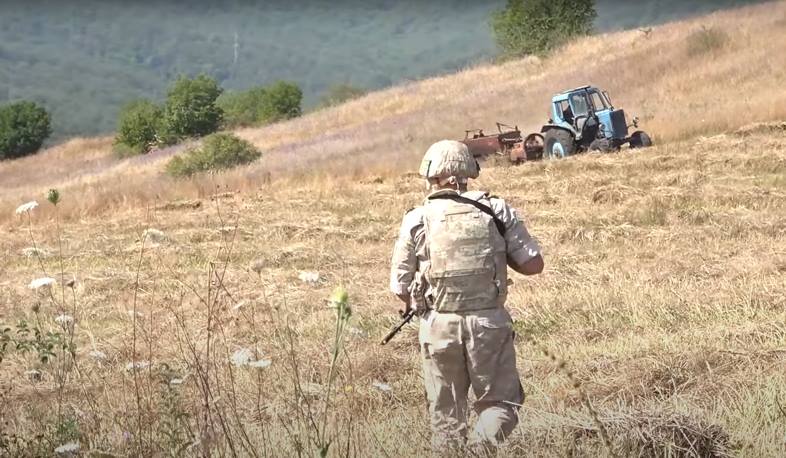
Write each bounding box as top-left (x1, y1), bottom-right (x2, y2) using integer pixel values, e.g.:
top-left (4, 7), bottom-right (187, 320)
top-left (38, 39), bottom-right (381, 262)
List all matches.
top-left (422, 191), bottom-right (508, 313)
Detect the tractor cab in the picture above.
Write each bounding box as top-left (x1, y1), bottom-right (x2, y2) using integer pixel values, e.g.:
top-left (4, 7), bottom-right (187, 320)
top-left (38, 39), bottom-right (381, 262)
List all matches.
top-left (550, 86), bottom-right (620, 142)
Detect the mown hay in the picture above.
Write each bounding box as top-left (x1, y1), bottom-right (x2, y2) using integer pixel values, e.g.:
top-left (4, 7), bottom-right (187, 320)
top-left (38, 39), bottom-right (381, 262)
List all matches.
top-left (735, 121), bottom-right (786, 137)
top-left (517, 408), bottom-right (731, 458)
top-left (592, 184), bottom-right (642, 204)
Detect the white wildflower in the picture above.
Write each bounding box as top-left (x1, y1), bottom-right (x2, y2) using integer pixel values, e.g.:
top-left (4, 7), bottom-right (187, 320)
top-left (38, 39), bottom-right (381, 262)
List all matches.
top-left (372, 381), bottom-right (393, 393)
top-left (15, 201), bottom-right (38, 215)
top-left (230, 348), bottom-right (271, 368)
top-left (298, 271), bottom-right (320, 284)
top-left (29, 277), bottom-right (56, 290)
top-left (300, 382), bottom-right (324, 397)
top-left (54, 441), bottom-right (80, 454)
top-left (251, 259), bottom-right (266, 274)
top-left (54, 314), bottom-right (74, 325)
top-left (230, 348), bottom-right (253, 367)
top-left (21, 247), bottom-right (48, 258)
top-left (169, 377), bottom-right (185, 385)
top-left (125, 361), bottom-right (150, 371)
top-left (89, 350), bottom-right (107, 360)
top-left (248, 359), bottom-right (272, 369)
top-left (231, 301), bottom-right (247, 311)
top-left (142, 228), bottom-right (168, 243)
top-left (348, 326), bottom-right (367, 338)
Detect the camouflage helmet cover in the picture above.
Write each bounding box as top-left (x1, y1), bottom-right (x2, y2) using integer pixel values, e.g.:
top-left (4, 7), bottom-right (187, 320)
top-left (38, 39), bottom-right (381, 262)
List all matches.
top-left (418, 140), bottom-right (480, 180)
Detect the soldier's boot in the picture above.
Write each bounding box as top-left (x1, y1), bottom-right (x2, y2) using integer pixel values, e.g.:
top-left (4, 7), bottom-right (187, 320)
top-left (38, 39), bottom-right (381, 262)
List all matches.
top-left (468, 404), bottom-right (519, 455)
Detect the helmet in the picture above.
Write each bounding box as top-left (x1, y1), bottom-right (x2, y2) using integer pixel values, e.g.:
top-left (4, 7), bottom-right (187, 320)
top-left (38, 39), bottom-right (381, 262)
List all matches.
top-left (418, 140), bottom-right (479, 180)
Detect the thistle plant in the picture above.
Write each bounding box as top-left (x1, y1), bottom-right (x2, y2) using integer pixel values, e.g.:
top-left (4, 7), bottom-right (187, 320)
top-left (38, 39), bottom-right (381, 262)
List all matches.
top-left (317, 286), bottom-right (352, 457)
top-left (329, 286), bottom-right (351, 321)
top-left (47, 188), bottom-right (68, 315)
top-left (47, 188), bottom-right (60, 206)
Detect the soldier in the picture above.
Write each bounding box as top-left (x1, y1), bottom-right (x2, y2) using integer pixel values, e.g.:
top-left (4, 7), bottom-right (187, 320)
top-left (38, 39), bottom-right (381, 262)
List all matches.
top-left (389, 140), bottom-right (544, 452)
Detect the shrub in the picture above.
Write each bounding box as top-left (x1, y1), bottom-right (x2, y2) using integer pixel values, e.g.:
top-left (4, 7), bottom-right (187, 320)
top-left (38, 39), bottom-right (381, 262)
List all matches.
top-left (686, 26), bottom-right (729, 57)
top-left (165, 132), bottom-right (261, 177)
top-left (0, 101), bottom-right (52, 160)
top-left (258, 81), bottom-right (302, 123)
top-left (491, 0), bottom-right (596, 57)
top-left (114, 99), bottom-right (163, 156)
top-left (217, 87), bottom-right (267, 128)
top-left (163, 74), bottom-right (224, 139)
top-left (318, 83), bottom-right (367, 108)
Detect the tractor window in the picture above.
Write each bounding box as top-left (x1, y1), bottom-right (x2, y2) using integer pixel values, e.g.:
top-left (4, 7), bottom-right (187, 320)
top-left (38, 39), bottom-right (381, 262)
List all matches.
top-left (568, 93), bottom-right (589, 116)
top-left (590, 91), bottom-right (607, 110)
top-left (602, 91), bottom-right (612, 106)
top-left (556, 100), bottom-right (572, 122)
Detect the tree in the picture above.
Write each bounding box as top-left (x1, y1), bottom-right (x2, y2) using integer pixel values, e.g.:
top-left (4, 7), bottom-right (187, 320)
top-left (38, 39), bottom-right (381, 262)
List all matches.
top-left (491, 0), bottom-right (596, 57)
top-left (0, 101), bottom-right (52, 160)
top-left (163, 74), bottom-right (223, 139)
top-left (258, 81), bottom-right (302, 123)
top-left (318, 83), bottom-right (367, 108)
top-left (114, 99), bottom-right (163, 156)
top-left (218, 81), bottom-right (303, 128)
top-left (217, 87), bottom-right (268, 128)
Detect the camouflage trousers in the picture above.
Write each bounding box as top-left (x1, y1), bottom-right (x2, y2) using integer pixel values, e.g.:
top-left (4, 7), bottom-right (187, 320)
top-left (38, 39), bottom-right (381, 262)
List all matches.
top-left (419, 307), bottom-right (524, 452)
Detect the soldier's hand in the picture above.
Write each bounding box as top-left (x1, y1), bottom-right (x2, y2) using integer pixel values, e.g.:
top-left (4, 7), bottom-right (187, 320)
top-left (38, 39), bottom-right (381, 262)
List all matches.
top-left (400, 300), bottom-right (418, 317)
top-left (396, 293), bottom-right (412, 317)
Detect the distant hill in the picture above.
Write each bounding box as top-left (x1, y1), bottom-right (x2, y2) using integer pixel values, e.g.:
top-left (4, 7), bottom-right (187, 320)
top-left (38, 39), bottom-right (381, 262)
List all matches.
top-left (0, 0), bottom-right (765, 141)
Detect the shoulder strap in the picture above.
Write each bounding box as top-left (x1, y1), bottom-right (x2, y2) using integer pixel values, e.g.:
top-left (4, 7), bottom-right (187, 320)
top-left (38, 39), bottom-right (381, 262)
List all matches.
top-left (427, 193), bottom-right (506, 237)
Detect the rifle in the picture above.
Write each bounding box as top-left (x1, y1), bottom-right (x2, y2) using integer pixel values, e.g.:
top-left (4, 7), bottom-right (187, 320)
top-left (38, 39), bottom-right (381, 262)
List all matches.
top-left (380, 309), bottom-right (416, 345)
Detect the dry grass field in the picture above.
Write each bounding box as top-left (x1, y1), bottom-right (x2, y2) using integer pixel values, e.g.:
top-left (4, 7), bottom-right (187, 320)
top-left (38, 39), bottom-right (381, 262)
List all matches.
top-left (1, 2), bottom-right (786, 457)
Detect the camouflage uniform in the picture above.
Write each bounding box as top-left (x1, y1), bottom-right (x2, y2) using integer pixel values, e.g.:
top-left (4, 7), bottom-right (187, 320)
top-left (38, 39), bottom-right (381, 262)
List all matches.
top-left (390, 142), bottom-right (541, 450)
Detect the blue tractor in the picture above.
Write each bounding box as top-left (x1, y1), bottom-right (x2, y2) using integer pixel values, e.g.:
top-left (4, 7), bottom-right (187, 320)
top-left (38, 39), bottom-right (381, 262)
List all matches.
top-left (540, 86), bottom-right (652, 159)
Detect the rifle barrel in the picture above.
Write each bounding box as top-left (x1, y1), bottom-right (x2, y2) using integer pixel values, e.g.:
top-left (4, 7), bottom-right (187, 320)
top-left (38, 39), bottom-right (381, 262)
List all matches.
top-left (380, 310), bottom-right (416, 345)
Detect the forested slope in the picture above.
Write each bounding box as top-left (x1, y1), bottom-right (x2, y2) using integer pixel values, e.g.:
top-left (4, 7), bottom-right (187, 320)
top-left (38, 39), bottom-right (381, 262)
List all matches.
top-left (0, 0), bottom-right (765, 140)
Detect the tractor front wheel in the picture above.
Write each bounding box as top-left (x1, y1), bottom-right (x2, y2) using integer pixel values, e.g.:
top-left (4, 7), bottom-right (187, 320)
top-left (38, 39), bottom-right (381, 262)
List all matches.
top-left (629, 131), bottom-right (653, 149)
top-left (543, 129), bottom-right (575, 159)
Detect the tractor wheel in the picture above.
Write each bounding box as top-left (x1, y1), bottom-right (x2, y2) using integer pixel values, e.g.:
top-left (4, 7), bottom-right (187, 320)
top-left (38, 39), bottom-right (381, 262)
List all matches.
top-left (543, 129), bottom-right (575, 159)
top-left (629, 131), bottom-right (653, 149)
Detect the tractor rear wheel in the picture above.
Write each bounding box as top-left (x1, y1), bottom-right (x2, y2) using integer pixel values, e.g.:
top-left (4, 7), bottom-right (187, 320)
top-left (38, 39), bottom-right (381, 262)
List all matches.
top-left (543, 129), bottom-right (575, 159)
top-left (630, 131), bottom-right (653, 148)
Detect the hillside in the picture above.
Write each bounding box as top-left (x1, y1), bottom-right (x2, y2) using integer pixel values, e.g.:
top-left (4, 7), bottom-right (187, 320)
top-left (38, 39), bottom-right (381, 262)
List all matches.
top-left (1, 2), bottom-right (785, 456)
top-left (1, 0), bottom-right (785, 222)
top-left (0, 0), bottom-right (766, 140)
